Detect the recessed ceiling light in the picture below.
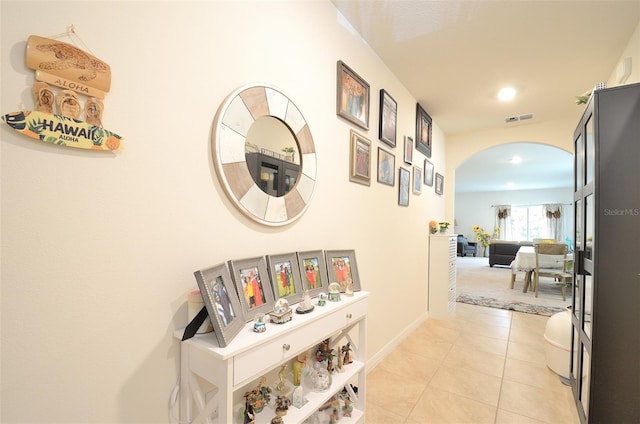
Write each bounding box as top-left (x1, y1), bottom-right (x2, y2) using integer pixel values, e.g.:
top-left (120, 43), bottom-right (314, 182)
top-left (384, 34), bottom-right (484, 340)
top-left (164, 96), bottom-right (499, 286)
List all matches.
top-left (498, 87), bottom-right (517, 101)
top-left (510, 156), bottom-right (522, 164)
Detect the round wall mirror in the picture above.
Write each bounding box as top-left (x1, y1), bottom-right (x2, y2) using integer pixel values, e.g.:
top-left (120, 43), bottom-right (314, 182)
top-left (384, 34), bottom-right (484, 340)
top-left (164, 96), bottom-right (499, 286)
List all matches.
top-left (212, 84), bottom-right (317, 226)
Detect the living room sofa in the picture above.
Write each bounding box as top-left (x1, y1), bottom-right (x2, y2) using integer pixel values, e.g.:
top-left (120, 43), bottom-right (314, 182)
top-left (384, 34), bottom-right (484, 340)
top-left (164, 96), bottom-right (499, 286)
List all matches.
top-left (489, 240), bottom-right (533, 267)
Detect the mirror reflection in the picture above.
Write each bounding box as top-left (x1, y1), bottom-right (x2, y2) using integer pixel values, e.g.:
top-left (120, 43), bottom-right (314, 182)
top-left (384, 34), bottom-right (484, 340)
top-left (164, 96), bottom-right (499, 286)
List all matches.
top-left (245, 116), bottom-right (300, 197)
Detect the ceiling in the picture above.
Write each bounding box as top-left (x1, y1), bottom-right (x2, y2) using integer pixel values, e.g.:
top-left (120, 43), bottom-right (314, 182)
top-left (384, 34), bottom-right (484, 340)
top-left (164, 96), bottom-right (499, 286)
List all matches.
top-left (331, 0), bottom-right (639, 192)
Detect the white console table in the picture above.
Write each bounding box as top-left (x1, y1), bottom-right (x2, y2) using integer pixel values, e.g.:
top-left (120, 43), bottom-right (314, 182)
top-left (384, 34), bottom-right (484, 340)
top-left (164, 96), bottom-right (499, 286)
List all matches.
top-left (176, 291), bottom-right (369, 424)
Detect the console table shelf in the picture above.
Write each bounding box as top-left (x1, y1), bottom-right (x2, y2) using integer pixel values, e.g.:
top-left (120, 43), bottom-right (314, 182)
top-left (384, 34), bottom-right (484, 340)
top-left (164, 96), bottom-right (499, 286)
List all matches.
top-left (176, 291), bottom-right (369, 424)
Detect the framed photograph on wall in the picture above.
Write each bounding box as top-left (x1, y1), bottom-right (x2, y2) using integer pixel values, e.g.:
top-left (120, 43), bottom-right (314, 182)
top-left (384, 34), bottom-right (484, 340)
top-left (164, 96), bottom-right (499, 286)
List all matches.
top-left (424, 159), bottom-right (434, 187)
top-left (404, 135), bottom-right (413, 165)
top-left (336, 60), bottom-right (370, 130)
top-left (413, 165), bottom-right (422, 194)
top-left (349, 130), bottom-right (371, 186)
top-left (379, 89), bottom-right (397, 147)
top-left (266, 252), bottom-right (305, 304)
top-left (415, 103), bottom-right (432, 158)
top-left (296, 250), bottom-right (330, 298)
top-left (435, 172), bottom-right (444, 195)
top-left (398, 167), bottom-right (410, 206)
top-left (377, 147), bottom-right (395, 186)
top-left (228, 256), bottom-right (275, 322)
top-left (325, 249), bottom-right (361, 292)
top-left (193, 263), bottom-right (244, 347)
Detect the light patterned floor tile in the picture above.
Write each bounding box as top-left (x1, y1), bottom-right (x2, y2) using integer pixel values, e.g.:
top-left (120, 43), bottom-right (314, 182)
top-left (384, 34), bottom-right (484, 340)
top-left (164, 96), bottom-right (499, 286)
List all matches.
top-left (498, 379), bottom-right (579, 423)
top-left (442, 342), bottom-right (506, 378)
top-left (428, 364), bottom-right (502, 406)
top-left (366, 367), bottom-right (426, 419)
top-left (407, 385), bottom-right (497, 423)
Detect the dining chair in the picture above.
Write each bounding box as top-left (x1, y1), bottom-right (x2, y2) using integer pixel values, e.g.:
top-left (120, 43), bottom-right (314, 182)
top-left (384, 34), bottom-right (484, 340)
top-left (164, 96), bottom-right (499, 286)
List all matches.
top-left (533, 243), bottom-right (572, 300)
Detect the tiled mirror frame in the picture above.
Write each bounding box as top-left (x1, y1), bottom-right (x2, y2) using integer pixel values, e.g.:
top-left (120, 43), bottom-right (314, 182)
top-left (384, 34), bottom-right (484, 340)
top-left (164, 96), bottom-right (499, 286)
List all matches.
top-left (212, 84), bottom-right (317, 226)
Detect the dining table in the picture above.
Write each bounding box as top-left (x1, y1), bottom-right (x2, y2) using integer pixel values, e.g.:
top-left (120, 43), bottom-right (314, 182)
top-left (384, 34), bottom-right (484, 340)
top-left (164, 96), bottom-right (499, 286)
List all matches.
top-left (510, 245), bottom-right (573, 293)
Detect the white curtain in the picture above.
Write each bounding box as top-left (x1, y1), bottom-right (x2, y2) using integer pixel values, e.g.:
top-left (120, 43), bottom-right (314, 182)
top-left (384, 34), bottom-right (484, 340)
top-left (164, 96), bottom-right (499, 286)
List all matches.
top-left (544, 204), bottom-right (564, 241)
top-left (494, 205), bottom-right (512, 240)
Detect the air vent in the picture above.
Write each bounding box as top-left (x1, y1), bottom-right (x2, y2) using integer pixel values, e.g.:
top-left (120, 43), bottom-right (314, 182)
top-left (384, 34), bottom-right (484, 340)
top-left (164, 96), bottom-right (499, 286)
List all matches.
top-left (505, 116), bottom-right (518, 123)
top-left (519, 113), bottom-right (534, 121)
top-left (505, 113), bottom-right (534, 124)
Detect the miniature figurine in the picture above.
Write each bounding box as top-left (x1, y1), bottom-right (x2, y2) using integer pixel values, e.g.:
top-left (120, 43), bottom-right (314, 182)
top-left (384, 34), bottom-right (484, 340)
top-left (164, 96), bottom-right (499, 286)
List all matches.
top-left (270, 416), bottom-right (284, 424)
top-left (244, 377), bottom-right (271, 413)
top-left (336, 345), bottom-right (345, 372)
top-left (316, 338), bottom-right (330, 362)
top-left (317, 292), bottom-right (327, 306)
top-left (275, 363), bottom-right (289, 395)
top-left (344, 278), bottom-right (354, 296)
top-left (275, 395), bottom-right (291, 416)
top-left (328, 282), bottom-right (341, 302)
top-left (292, 385), bottom-right (308, 408)
top-left (243, 397), bottom-right (255, 424)
top-left (269, 299), bottom-right (292, 324)
top-left (253, 314), bottom-right (266, 333)
top-left (342, 342), bottom-right (353, 365)
top-left (296, 290), bottom-right (315, 314)
top-left (329, 408), bottom-right (338, 424)
top-left (342, 398), bottom-right (353, 417)
top-left (293, 351), bottom-right (309, 386)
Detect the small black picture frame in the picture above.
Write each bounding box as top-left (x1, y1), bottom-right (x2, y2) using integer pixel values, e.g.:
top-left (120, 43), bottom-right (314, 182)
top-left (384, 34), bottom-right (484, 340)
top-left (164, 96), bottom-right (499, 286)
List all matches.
top-left (415, 103), bottom-right (432, 158)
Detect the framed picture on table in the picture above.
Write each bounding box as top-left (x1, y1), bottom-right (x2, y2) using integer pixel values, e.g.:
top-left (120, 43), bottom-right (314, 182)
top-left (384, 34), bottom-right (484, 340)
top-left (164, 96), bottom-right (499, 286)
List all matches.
top-left (296, 250), bottom-right (330, 298)
top-left (325, 249), bottom-right (361, 292)
top-left (228, 256), bottom-right (275, 322)
top-left (266, 252), bottom-right (305, 304)
top-left (193, 262), bottom-right (244, 347)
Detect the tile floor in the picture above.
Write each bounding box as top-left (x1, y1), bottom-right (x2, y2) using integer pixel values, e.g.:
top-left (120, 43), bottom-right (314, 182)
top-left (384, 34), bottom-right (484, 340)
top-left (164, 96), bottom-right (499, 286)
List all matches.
top-left (365, 303), bottom-right (581, 423)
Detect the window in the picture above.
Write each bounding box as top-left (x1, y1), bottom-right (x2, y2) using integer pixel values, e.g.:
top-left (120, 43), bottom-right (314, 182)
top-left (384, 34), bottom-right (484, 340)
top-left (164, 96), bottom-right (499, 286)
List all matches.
top-left (510, 205), bottom-right (548, 241)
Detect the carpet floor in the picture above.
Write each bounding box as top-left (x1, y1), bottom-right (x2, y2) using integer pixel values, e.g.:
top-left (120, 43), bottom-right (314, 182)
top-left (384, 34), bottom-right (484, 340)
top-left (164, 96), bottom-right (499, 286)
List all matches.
top-left (456, 256), bottom-right (572, 315)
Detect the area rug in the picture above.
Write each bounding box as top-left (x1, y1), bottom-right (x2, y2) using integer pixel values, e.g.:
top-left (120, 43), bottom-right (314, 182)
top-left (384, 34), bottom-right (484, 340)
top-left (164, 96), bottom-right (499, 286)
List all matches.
top-left (456, 294), bottom-right (568, 317)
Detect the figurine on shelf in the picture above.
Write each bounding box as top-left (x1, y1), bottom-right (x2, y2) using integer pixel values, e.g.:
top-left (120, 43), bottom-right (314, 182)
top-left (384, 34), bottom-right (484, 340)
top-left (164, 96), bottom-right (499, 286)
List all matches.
top-left (253, 314), bottom-right (266, 333)
top-left (342, 342), bottom-right (353, 365)
top-left (316, 338), bottom-right (330, 362)
top-left (296, 290), bottom-right (315, 314)
top-left (270, 416), bottom-right (284, 424)
top-left (317, 292), bottom-right (327, 306)
top-left (293, 351), bottom-right (309, 386)
top-left (244, 377), bottom-right (271, 413)
top-left (342, 398), bottom-right (353, 417)
top-left (329, 408), bottom-right (338, 424)
top-left (243, 397), bottom-right (255, 424)
top-left (275, 363), bottom-right (289, 395)
top-left (275, 395), bottom-right (291, 416)
top-left (325, 348), bottom-right (336, 373)
top-left (328, 282), bottom-right (341, 302)
top-left (344, 278), bottom-right (354, 296)
top-left (292, 385), bottom-right (308, 408)
top-left (269, 298), bottom-right (292, 324)
top-left (336, 345), bottom-right (345, 372)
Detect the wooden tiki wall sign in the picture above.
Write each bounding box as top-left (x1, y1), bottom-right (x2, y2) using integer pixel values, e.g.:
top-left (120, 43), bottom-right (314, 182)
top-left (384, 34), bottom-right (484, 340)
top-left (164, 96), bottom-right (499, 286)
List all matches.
top-left (1, 32), bottom-right (123, 151)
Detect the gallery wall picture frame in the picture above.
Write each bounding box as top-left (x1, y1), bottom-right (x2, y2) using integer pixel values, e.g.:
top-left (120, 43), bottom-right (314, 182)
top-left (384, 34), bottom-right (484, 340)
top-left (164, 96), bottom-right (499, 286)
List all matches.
top-left (228, 256), bottom-right (275, 322)
top-left (398, 167), bottom-right (410, 206)
top-left (435, 172), bottom-right (444, 195)
top-left (424, 159), bottom-right (434, 187)
top-left (325, 249), bottom-right (361, 292)
top-left (379, 89), bottom-right (397, 147)
top-left (377, 147), bottom-right (395, 186)
top-left (415, 103), bottom-right (432, 158)
top-left (193, 262), bottom-right (244, 347)
top-left (349, 130), bottom-right (371, 186)
top-left (266, 252), bottom-right (305, 305)
top-left (296, 250), bottom-right (330, 298)
top-left (336, 60), bottom-right (370, 130)
top-left (404, 135), bottom-right (413, 165)
top-left (413, 165), bottom-right (423, 194)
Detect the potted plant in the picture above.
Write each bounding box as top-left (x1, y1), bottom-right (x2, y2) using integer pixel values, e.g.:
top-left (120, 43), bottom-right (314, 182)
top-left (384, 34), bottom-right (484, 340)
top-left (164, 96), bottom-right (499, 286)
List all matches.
top-left (282, 146), bottom-right (296, 162)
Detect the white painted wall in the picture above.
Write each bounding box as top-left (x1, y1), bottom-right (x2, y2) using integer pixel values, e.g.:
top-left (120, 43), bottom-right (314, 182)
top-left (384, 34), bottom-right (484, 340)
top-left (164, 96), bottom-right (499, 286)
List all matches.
top-left (0, 1), bottom-right (445, 422)
top-left (1, 2), bottom-right (637, 422)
